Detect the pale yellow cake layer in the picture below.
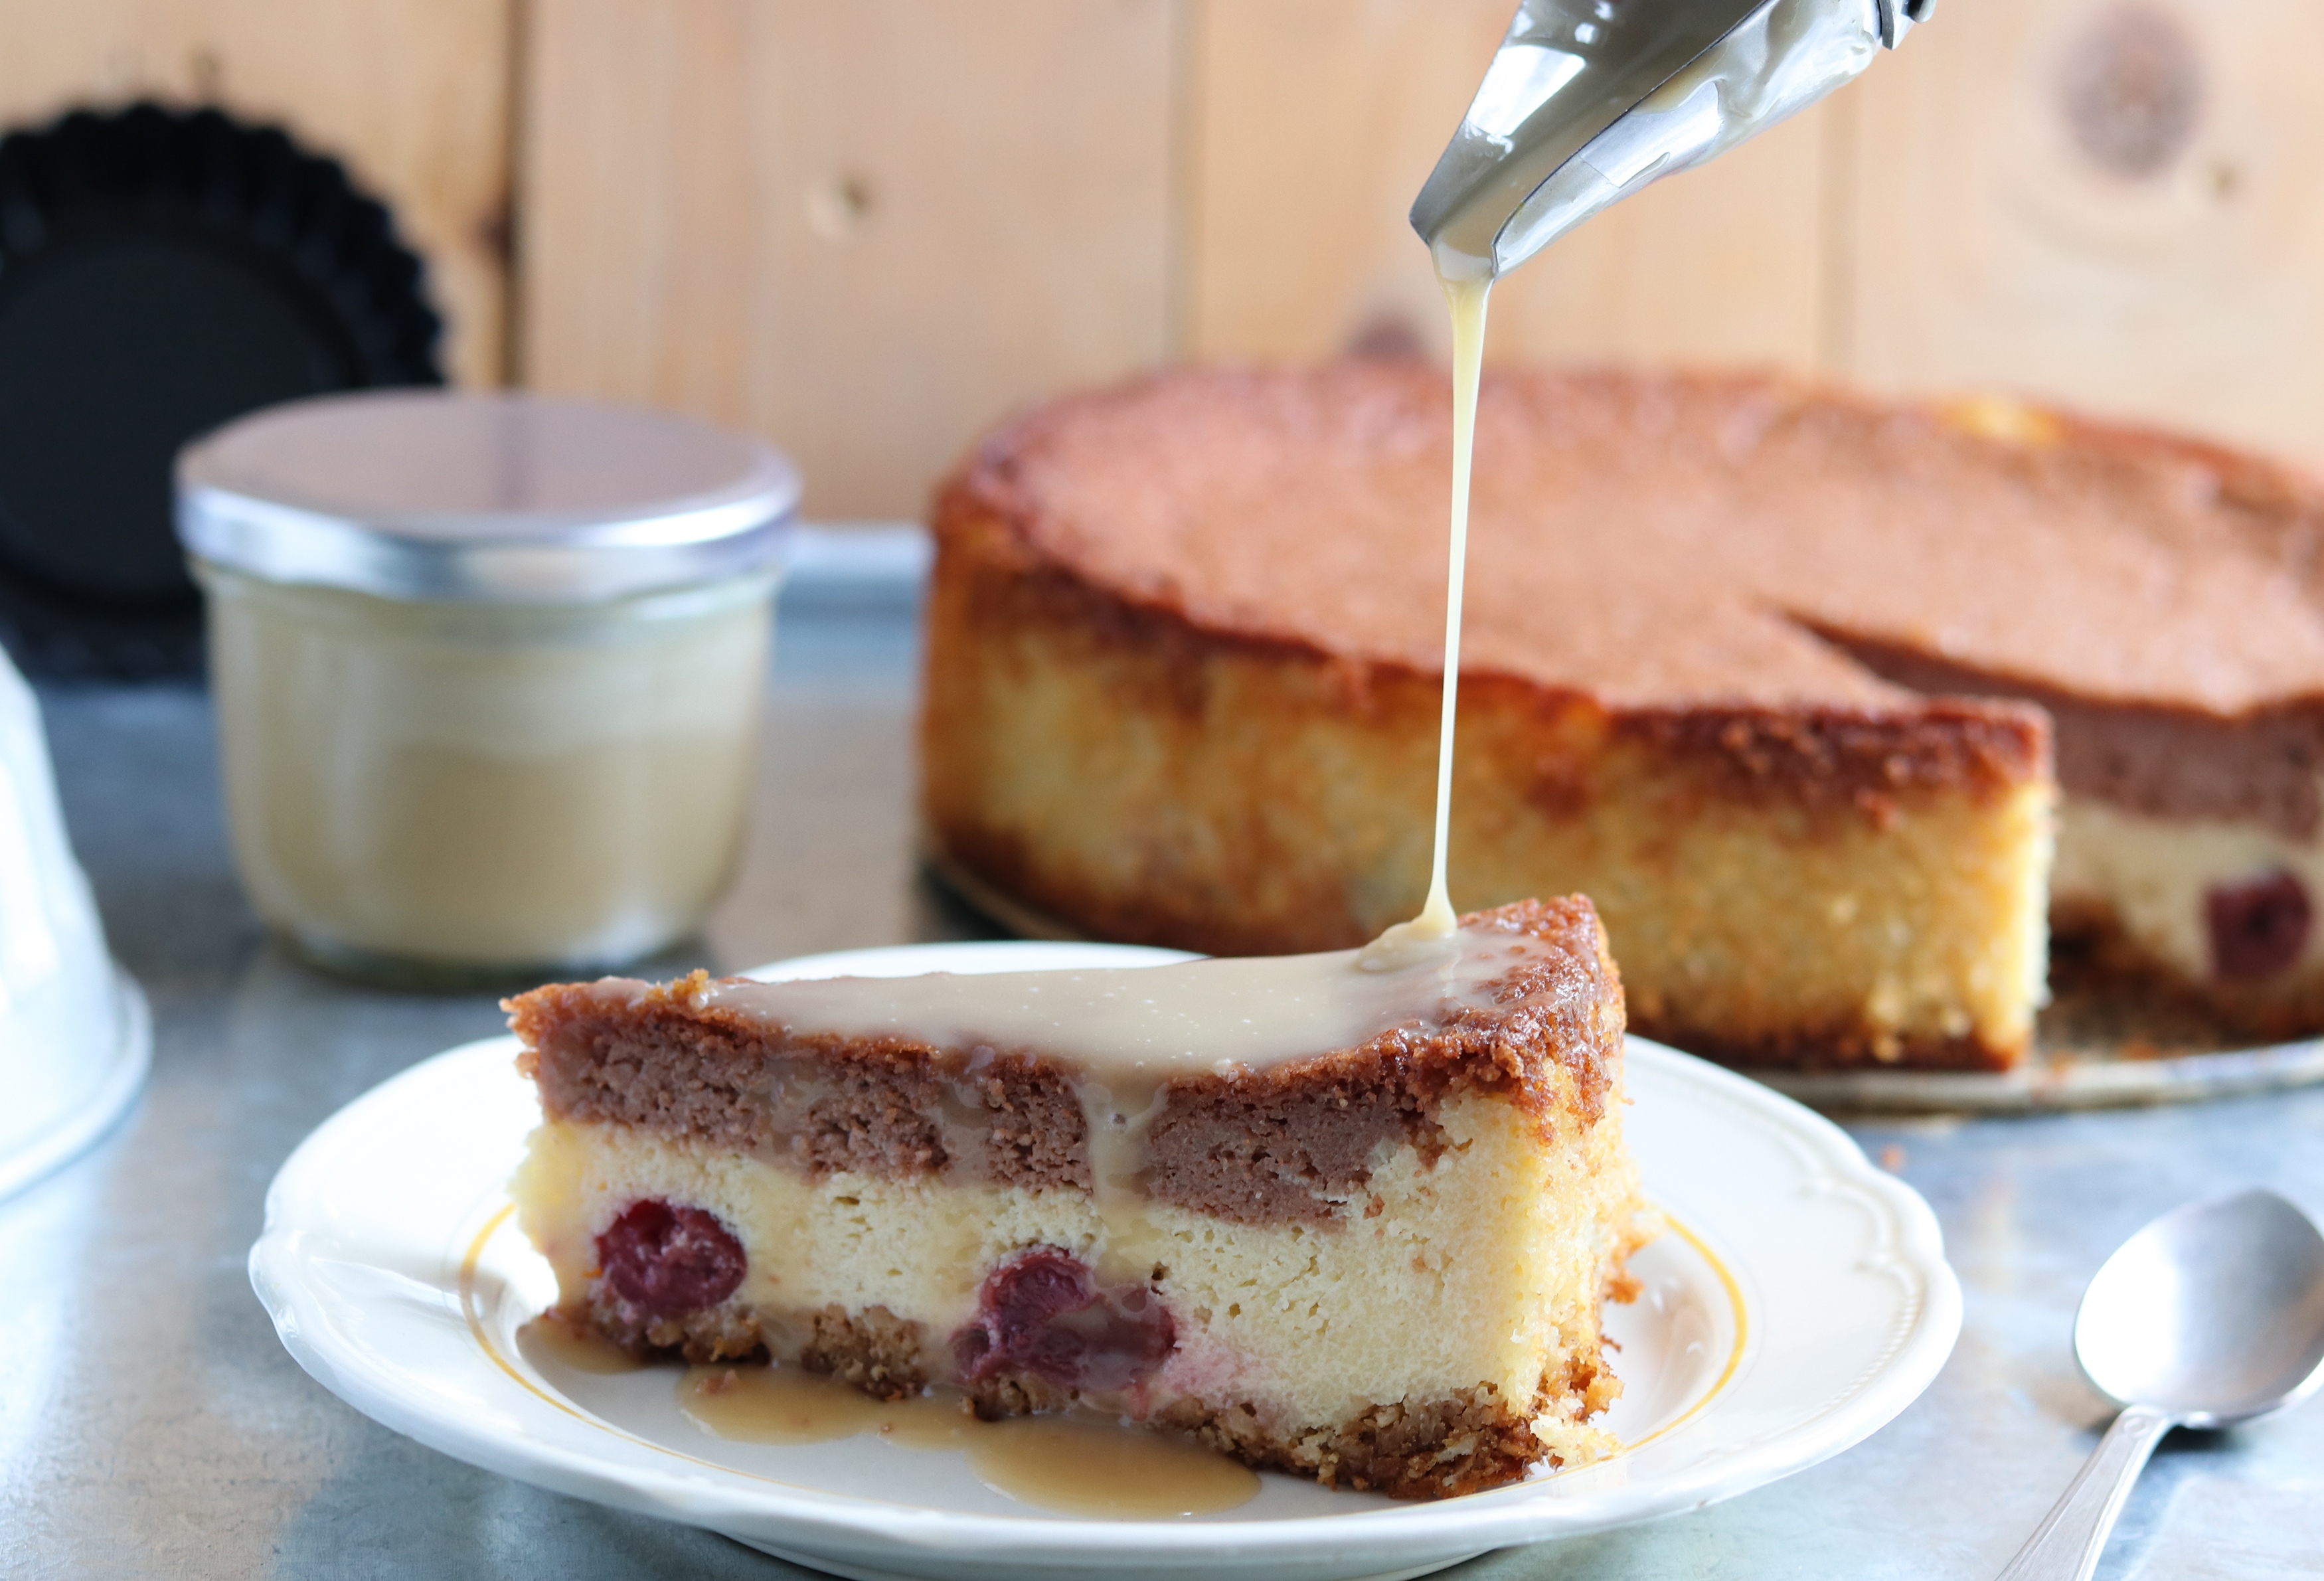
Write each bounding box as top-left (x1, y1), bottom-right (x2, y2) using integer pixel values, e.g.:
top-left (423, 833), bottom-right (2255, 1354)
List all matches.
top-left (514, 1090), bottom-right (1635, 1452)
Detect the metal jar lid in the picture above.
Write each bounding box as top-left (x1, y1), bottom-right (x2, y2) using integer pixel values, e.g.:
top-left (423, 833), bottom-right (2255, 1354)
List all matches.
top-left (175, 391), bottom-right (799, 602)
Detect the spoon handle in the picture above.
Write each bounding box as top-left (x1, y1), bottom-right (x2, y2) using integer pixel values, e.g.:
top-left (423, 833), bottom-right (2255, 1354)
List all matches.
top-left (1994, 1404), bottom-right (2173, 1581)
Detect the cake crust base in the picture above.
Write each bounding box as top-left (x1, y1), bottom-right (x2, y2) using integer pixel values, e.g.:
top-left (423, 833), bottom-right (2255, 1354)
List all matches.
top-left (2052, 902), bottom-right (2324, 1042)
top-left (575, 1289), bottom-right (1623, 1500)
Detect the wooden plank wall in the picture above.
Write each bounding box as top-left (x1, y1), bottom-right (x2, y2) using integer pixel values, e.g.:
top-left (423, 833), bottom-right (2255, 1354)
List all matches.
top-left (2, 1), bottom-right (2319, 514)
top-left (519, 0), bottom-right (1843, 514)
top-left (515, 0), bottom-right (1175, 520)
top-left (1845, 0), bottom-right (2324, 465)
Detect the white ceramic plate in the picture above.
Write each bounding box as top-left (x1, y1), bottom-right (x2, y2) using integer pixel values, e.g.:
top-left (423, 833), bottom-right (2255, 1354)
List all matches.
top-left (250, 942), bottom-right (1961, 1581)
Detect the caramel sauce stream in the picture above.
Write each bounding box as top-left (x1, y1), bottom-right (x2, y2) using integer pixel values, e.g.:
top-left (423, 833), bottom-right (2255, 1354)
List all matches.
top-left (1379, 269), bottom-right (1491, 952)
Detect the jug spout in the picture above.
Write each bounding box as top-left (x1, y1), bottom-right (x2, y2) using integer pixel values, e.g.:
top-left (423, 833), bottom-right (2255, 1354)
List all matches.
top-left (1412, 0), bottom-right (1932, 281)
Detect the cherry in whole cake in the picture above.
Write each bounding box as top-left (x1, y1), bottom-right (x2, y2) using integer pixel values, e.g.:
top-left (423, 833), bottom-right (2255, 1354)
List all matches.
top-left (922, 363), bottom-right (2324, 1066)
top-left (507, 897), bottom-right (1647, 1499)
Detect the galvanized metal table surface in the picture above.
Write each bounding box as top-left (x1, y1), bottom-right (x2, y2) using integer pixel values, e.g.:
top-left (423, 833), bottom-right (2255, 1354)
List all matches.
top-left (7, 588), bottom-right (2323, 1580)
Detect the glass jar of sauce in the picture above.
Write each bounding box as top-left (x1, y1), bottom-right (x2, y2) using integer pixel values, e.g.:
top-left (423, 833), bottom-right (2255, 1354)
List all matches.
top-left (176, 392), bottom-right (796, 985)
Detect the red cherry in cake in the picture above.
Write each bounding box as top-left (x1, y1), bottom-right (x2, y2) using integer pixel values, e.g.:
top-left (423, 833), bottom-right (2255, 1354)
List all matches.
top-left (2206, 871), bottom-right (2313, 981)
top-left (953, 1246), bottom-right (1175, 1392)
top-left (596, 1199), bottom-right (746, 1318)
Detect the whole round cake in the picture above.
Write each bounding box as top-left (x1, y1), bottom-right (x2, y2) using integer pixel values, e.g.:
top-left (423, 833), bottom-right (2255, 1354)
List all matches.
top-left (921, 363), bottom-right (2324, 1070)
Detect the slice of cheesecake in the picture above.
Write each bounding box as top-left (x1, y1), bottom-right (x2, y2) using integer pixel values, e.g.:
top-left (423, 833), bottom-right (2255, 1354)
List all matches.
top-left (507, 897), bottom-right (1647, 1499)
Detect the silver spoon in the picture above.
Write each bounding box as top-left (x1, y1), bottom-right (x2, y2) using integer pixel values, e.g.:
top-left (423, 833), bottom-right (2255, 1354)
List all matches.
top-left (1995, 1188), bottom-right (2324, 1581)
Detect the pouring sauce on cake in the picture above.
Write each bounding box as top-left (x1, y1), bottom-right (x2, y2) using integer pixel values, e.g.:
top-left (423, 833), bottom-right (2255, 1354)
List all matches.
top-left (507, 99), bottom-right (1626, 1526)
top-left (493, 0), bottom-right (1923, 1509)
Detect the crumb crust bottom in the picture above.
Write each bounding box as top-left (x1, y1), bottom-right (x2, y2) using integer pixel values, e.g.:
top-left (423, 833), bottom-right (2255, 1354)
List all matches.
top-left (577, 1295), bottom-right (1613, 1499)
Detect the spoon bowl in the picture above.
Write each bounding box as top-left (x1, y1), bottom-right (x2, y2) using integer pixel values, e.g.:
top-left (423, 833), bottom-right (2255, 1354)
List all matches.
top-left (1999, 1188), bottom-right (2324, 1581)
top-left (2074, 1187), bottom-right (2324, 1426)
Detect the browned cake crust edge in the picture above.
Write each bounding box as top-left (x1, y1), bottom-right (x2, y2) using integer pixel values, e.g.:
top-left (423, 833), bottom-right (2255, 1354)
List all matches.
top-left (578, 1293), bottom-right (1610, 1500)
top-left (507, 897), bottom-right (1625, 1225)
top-left (1807, 622), bottom-right (2324, 840)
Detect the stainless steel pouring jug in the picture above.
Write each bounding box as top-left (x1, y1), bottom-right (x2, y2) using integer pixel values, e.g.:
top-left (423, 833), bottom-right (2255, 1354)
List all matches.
top-left (1414, 0), bottom-right (1933, 280)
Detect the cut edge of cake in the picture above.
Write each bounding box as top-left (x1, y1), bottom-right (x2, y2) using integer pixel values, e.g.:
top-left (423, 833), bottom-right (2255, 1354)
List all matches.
top-left (505, 897), bottom-right (1651, 1499)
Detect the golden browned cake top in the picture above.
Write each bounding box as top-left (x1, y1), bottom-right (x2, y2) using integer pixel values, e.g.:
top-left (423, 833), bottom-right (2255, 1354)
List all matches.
top-left (943, 362), bottom-right (2324, 716)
